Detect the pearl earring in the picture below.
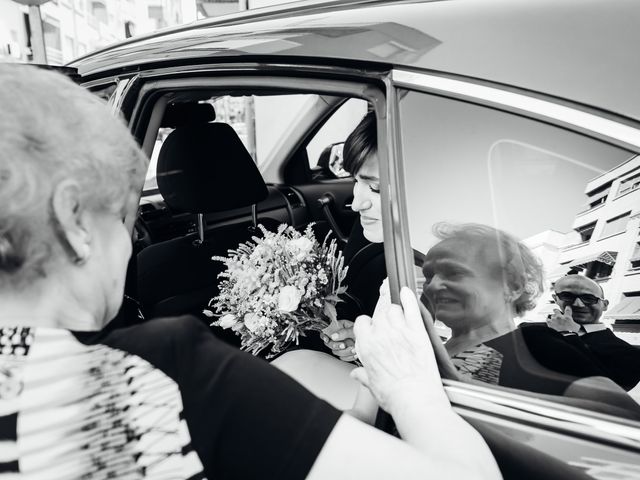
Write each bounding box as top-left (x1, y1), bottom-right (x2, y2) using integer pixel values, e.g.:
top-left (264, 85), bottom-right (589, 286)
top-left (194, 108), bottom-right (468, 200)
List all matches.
top-left (74, 244), bottom-right (91, 265)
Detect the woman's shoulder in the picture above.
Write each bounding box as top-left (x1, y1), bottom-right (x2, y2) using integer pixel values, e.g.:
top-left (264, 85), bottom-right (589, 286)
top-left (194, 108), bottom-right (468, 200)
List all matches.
top-left (104, 314), bottom-right (211, 345)
top-left (77, 315), bottom-right (231, 378)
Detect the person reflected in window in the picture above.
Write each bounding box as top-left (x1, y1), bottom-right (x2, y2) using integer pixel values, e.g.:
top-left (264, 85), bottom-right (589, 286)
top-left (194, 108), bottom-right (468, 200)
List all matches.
top-left (543, 275), bottom-right (640, 391)
top-left (421, 223), bottom-right (545, 385)
top-left (548, 275), bottom-right (609, 334)
top-left (421, 224), bottom-right (638, 403)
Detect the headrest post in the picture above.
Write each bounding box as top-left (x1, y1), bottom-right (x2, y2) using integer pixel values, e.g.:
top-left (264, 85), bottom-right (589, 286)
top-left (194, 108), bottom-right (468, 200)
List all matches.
top-left (247, 204), bottom-right (258, 235)
top-left (251, 204), bottom-right (258, 229)
top-left (195, 213), bottom-right (205, 246)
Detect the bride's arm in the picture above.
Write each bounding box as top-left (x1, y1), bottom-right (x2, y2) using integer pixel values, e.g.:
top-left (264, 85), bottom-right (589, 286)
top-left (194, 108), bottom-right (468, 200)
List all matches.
top-left (271, 349), bottom-right (361, 411)
top-left (346, 384), bottom-right (378, 424)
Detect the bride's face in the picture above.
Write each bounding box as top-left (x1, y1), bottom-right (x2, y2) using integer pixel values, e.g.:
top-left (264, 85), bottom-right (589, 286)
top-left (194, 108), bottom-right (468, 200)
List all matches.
top-left (352, 152), bottom-right (383, 243)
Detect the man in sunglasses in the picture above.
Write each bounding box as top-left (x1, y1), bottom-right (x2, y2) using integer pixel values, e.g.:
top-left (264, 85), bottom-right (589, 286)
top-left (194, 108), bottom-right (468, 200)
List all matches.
top-left (549, 275), bottom-right (609, 335)
top-left (546, 274), bottom-right (640, 391)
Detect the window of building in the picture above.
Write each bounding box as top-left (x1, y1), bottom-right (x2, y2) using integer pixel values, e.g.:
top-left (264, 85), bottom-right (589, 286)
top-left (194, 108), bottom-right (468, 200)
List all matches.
top-left (91, 1), bottom-right (107, 24)
top-left (124, 21), bottom-right (136, 38)
top-left (586, 261), bottom-right (614, 279)
top-left (630, 241), bottom-right (640, 270)
top-left (575, 221), bottom-right (596, 242)
top-left (148, 6), bottom-right (167, 29)
top-left (76, 0), bottom-right (86, 16)
top-left (582, 185), bottom-right (610, 212)
top-left (600, 212), bottom-right (631, 238)
top-left (617, 170), bottom-right (640, 196)
top-left (43, 19), bottom-right (61, 51)
top-left (63, 35), bottom-right (75, 63)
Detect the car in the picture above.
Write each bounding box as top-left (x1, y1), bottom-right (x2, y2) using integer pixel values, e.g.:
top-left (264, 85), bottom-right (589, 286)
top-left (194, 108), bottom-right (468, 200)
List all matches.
top-left (62, 0), bottom-right (640, 477)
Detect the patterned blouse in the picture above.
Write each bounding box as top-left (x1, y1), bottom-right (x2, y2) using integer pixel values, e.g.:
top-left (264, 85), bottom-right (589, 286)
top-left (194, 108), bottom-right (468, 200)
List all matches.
top-left (0, 317), bottom-right (340, 479)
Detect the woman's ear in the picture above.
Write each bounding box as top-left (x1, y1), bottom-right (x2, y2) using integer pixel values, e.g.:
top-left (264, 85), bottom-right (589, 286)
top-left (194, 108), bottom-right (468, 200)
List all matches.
top-left (50, 180), bottom-right (92, 265)
top-left (504, 281), bottom-right (525, 304)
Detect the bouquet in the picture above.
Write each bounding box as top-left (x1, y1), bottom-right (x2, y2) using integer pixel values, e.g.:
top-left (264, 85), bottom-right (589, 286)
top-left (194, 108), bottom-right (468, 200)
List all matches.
top-left (205, 224), bottom-right (348, 358)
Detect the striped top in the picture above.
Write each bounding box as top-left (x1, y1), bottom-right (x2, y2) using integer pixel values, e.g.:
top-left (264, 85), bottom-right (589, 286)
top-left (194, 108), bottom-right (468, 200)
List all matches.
top-left (0, 317), bottom-right (340, 479)
top-left (0, 325), bottom-right (204, 479)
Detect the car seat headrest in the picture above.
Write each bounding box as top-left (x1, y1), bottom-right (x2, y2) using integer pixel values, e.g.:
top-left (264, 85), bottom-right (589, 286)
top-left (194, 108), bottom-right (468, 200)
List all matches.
top-left (161, 102), bottom-right (216, 128)
top-left (157, 122), bottom-right (268, 213)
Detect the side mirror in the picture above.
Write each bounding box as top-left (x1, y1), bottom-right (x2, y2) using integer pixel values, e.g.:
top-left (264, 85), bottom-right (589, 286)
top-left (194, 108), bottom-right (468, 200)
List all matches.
top-left (316, 142), bottom-right (351, 179)
top-left (328, 143), bottom-right (350, 178)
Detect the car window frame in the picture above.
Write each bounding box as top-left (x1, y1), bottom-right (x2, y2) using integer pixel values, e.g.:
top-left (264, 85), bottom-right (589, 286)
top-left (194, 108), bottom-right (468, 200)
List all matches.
top-left (387, 67), bottom-right (640, 451)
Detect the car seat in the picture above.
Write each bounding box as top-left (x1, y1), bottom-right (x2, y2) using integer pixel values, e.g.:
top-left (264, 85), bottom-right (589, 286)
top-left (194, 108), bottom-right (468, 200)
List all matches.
top-left (137, 117), bottom-right (278, 322)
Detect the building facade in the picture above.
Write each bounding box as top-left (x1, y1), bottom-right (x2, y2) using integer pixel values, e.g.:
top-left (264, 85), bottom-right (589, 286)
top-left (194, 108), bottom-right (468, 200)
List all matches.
top-left (0, 0), bottom-right (196, 65)
top-left (526, 155), bottom-right (640, 343)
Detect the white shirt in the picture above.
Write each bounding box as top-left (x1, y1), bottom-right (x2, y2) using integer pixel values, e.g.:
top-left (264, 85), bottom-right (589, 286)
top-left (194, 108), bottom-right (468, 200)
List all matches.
top-left (578, 323), bottom-right (608, 336)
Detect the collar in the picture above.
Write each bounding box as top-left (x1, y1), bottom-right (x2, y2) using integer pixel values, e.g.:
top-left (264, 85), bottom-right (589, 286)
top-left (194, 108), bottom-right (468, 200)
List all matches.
top-left (579, 323), bottom-right (608, 335)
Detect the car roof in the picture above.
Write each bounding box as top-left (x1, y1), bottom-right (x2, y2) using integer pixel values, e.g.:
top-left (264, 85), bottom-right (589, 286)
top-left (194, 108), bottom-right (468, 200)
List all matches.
top-left (69, 0), bottom-right (640, 123)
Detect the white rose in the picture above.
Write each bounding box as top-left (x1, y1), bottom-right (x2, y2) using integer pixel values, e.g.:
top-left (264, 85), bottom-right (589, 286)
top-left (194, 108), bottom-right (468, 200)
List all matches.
top-left (218, 314), bottom-right (237, 329)
top-left (244, 313), bottom-right (263, 333)
top-left (288, 237), bottom-right (314, 261)
top-left (278, 286), bottom-right (303, 312)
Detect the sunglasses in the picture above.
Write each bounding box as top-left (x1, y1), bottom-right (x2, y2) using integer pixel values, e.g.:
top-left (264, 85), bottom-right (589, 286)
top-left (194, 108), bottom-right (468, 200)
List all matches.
top-left (556, 291), bottom-right (602, 306)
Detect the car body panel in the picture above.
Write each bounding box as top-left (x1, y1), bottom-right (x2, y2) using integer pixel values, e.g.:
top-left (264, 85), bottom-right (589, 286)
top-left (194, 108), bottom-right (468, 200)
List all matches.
top-left (70, 0), bottom-right (640, 122)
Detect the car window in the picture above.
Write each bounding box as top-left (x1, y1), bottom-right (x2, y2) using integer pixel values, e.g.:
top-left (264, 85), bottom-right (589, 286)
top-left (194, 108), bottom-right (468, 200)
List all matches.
top-left (306, 98), bottom-right (369, 178)
top-left (397, 88), bottom-right (640, 417)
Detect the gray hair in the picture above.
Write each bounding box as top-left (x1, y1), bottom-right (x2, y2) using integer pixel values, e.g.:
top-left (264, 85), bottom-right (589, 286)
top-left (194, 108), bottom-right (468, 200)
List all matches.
top-left (0, 64), bottom-right (147, 288)
top-left (432, 222), bottom-right (544, 316)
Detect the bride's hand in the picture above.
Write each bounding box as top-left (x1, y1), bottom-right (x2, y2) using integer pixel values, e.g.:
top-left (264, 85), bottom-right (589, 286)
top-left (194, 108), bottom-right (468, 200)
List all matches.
top-left (350, 287), bottom-right (449, 413)
top-left (320, 320), bottom-right (357, 362)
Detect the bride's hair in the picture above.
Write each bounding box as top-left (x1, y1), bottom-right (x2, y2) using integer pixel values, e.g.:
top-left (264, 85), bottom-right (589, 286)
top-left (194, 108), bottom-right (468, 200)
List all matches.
top-left (343, 110), bottom-right (376, 175)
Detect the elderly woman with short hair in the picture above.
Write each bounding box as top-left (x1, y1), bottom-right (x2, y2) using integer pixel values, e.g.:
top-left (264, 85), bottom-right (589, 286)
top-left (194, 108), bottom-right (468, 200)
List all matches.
top-left (420, 223), bottom-right (545, 386)
top-left (0, 65), bottom-right (500, 480)
top-left (422, 223), bottom-right (544, 358)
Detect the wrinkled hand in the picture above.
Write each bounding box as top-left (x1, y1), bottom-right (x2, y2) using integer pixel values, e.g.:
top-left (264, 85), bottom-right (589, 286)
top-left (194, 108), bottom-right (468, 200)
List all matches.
top-left (350, 287), bottom-right (448, 413)
top-left (321, 320), bottom-right (357, 362)
top-left (547, 306), bottom-right (580, 333)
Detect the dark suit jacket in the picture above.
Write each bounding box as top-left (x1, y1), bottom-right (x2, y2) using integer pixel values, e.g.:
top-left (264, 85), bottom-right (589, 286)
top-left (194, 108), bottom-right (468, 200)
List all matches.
top-left (570, 328), bottom-right (640, 391)
top-left (520, 323), bottom-right (640, 391)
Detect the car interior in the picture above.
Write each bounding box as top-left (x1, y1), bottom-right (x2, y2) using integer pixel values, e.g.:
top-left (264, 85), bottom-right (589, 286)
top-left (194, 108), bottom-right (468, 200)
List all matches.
top-left (116, 87), bottom-right (371, 353)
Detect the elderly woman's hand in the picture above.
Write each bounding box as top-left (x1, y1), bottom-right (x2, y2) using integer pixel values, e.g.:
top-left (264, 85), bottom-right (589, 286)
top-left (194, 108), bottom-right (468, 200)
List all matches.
top-left (350, 287), bottom-right (449, 413)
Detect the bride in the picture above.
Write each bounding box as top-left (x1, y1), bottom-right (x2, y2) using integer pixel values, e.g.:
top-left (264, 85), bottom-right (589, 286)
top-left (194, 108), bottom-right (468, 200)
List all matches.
top-left (272, 111), bottom-right (500, 477)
